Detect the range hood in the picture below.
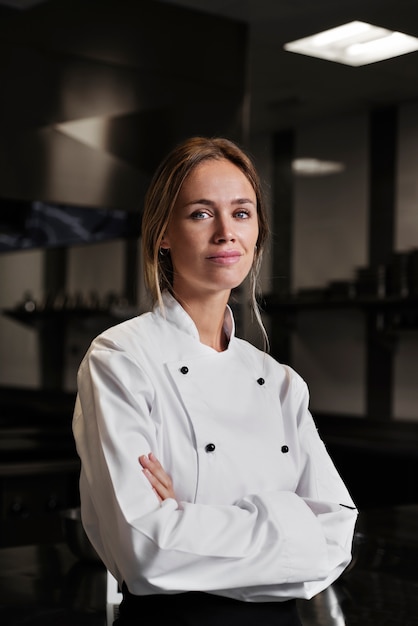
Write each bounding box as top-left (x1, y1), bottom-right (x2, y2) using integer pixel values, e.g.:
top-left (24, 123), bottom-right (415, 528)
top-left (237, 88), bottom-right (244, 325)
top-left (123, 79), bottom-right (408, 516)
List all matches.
top-left (0, 197), bottom-right (141, 252)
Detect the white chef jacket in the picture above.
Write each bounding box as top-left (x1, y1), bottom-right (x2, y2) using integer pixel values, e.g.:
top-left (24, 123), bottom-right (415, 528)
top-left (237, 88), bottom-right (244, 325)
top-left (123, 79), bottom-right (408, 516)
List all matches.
top-left (73, 291), bottom-right (357, 602)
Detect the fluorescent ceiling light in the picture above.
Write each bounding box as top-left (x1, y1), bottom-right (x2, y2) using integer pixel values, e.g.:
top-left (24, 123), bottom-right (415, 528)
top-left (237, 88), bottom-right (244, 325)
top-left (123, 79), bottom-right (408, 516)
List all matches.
top-left (292, 158), bottom-right (345, 176)
top-left (284, 20), bottom-right (418, 66)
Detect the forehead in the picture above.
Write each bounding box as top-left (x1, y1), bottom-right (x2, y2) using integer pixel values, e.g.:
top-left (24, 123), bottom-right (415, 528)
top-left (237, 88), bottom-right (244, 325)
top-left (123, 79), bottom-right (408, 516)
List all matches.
top-left (179, 158), bottom-right (255, 197)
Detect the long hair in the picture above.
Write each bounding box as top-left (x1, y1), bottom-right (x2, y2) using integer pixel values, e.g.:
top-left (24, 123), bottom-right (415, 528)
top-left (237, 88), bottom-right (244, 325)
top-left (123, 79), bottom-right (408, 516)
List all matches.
top-left (141, 136), bottom-right (270, 344)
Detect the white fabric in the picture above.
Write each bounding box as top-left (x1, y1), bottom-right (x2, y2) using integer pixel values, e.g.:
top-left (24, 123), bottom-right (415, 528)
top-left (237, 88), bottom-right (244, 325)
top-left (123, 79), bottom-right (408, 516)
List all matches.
top-left (73, 291), bottom-right (357, 602)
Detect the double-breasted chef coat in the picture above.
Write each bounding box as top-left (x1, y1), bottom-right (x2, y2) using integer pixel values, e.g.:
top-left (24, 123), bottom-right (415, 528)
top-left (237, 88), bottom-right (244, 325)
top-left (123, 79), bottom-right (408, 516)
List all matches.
top-left (73, 291), bottom-right (358, 603)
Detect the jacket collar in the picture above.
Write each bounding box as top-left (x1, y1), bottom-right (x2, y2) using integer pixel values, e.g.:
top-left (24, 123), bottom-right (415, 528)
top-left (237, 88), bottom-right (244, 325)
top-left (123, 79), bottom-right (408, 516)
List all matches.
top-left (155, 291), bottom-right (235, 345)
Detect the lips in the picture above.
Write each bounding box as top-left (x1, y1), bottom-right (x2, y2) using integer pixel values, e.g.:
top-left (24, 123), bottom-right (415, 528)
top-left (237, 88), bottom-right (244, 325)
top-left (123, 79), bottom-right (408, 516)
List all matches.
top-left (206, 250), bottom-right (242, 265)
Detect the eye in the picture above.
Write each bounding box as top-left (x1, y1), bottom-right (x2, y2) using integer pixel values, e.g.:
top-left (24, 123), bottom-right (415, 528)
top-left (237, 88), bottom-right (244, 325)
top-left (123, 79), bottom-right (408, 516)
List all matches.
top-left (234, 209), bottom-right (251, 219)
top-left (190, 210), bottom-right (210, 220)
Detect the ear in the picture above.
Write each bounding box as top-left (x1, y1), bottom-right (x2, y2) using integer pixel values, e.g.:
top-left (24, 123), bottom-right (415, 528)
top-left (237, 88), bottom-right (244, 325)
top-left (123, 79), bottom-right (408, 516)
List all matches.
top-left (160, 233), bottom-right (170, 249)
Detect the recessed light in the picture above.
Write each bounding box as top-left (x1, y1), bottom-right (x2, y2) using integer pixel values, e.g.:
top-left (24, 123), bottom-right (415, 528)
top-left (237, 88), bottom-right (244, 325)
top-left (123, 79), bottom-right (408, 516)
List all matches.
top-left (292, 158), bottom-right (346, 176)
top-left (284, 20), bottom-right (418, 66)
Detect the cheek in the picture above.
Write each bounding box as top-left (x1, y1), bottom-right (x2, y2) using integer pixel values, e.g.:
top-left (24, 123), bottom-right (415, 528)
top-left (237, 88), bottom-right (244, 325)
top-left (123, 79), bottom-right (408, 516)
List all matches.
top-left (247, 224), bottom-right (259, 249)
top-left (169, 238), bottom-right (197, 268)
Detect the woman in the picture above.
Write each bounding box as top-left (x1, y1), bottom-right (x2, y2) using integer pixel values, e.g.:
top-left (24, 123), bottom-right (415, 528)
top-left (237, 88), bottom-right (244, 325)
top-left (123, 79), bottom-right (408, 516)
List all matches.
top-left (73, 136), bottom-right (357, 625)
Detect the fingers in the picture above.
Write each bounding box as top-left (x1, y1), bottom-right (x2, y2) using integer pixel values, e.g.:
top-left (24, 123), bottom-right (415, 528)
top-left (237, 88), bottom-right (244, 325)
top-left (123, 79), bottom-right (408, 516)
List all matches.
top-left (141, 453), bottom-right (171, 487)
top-left (139, 452), bottom-right (175, 501)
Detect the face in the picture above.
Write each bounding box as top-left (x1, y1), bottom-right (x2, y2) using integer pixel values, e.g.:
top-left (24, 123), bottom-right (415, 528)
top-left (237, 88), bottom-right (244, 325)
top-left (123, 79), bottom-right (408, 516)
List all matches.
top-left (161, 158), bottom-right (259, 300)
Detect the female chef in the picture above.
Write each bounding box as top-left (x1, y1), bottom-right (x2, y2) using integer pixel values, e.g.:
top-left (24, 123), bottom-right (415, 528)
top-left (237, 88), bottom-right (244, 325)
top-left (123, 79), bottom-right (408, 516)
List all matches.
top-left (73, 136), bottom-right (358, 626)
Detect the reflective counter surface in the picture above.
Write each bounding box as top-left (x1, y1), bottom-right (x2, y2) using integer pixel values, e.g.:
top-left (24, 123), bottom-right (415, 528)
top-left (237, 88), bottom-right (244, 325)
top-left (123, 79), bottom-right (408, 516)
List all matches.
top-left (1, 505), bottom-right (417, 626)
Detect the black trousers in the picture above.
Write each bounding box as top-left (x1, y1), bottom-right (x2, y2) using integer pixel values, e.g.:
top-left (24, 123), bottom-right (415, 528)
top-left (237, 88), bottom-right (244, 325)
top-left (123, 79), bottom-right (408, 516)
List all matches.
top-left (114, 583), bottom-right (302, 626)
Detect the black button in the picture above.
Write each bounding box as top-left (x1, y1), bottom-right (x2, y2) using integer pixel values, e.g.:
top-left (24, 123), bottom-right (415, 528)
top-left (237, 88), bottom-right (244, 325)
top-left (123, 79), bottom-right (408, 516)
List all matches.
top-left (180, 366), bottom-right (189, 374)
top-left (205, 443), bottom-right (216, 453)
top-left (281, 445), bottom-right (289, 453)
top-left (257, 377), bottom-right (265, 385)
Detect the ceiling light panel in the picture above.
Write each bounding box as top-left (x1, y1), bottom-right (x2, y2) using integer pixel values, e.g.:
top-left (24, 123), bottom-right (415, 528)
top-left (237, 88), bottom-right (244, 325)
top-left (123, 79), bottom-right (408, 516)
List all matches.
top-left (292, 158), bottom-right (345, 177)
top-left (284, 21), bottom-right (418, 66)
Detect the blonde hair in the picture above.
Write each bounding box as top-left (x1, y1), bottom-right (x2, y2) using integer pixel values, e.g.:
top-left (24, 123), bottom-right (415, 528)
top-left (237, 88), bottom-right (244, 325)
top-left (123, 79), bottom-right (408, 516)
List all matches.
top-left (141, 136), bottom-right (270, 344)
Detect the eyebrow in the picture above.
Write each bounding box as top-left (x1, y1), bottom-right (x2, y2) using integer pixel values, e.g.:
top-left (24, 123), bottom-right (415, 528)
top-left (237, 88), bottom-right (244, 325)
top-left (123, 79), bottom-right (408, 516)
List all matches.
top-left (185, 198), bottom-right (256, 207)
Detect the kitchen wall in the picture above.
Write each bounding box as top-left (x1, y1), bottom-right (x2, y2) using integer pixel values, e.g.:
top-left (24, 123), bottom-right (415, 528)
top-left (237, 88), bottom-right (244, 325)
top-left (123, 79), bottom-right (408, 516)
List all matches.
top-left (289, 103), bottom-right (418, 421)
top-left (2, 103), bottom-right (418, 423)
top-left (0, 0), bottom-right (248, 393)
top-left (0, 240), bottom-right (125, 389)
top-left (393, 102), bottom-right (418, 421)
top-left (0, 248), bottom-right (43, 387)
top-left (290, 113), bottom-right (368, 417)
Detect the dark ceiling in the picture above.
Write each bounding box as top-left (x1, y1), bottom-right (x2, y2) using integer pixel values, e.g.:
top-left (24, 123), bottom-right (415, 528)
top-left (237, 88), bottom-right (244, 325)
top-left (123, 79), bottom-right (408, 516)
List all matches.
top-left (2, 0), bottom-right (418, 137)
top-left (161, 0), bottom-right (418, 134)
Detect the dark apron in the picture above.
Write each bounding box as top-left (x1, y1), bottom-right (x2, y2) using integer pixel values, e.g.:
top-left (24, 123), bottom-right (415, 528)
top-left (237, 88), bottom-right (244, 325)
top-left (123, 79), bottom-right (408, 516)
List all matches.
top-left (114, 583), bottom-right (302, 626)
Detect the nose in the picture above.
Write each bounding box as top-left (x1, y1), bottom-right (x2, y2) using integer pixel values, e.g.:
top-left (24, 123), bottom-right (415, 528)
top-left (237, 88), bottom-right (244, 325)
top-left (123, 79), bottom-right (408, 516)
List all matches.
top-left (213, 215), bottom-right (236, 243)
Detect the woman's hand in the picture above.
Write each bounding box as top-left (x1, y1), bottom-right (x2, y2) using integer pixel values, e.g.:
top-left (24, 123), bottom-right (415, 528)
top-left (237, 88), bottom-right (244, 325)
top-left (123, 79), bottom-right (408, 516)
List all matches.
top-left (139, 452), bottom-right (177, 503)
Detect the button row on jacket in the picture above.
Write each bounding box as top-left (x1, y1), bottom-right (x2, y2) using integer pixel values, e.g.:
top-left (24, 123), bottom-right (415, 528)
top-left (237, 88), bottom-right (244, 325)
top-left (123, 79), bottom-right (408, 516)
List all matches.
top-left (204, 443), bottom-right (286, 454)
top-left (204, 443), bottom-right (285, 454)
top-left (180, 365), bottom-right (266, 387)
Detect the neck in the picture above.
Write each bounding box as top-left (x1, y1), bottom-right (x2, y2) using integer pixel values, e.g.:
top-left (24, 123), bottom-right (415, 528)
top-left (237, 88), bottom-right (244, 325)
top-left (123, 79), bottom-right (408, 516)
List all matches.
top-left (175, 290), bottom-right (231, 352)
